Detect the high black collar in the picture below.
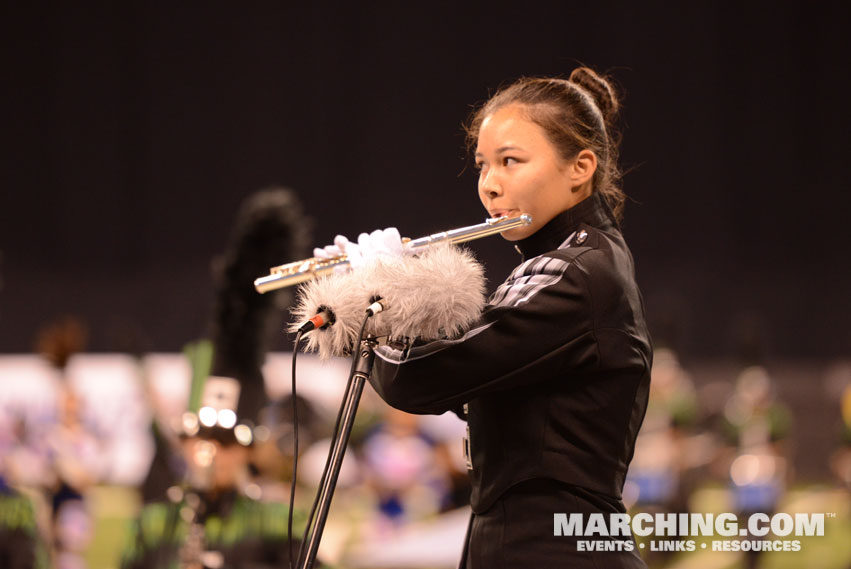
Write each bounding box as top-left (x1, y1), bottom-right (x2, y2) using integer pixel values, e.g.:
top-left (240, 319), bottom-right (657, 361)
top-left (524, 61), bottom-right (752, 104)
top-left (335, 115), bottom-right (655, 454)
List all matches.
top-left (515, 192), bottom-right (616, 259)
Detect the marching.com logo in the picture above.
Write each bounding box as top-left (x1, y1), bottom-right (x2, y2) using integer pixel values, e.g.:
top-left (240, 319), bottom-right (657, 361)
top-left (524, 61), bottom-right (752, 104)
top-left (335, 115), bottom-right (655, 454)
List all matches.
top-left (553, 512), bottom-right (830, 553)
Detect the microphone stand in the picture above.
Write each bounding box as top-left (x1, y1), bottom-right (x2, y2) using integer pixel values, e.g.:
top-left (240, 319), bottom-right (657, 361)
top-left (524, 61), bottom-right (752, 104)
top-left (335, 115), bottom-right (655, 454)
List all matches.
top-left (299, 335), bottom-right (376, 569)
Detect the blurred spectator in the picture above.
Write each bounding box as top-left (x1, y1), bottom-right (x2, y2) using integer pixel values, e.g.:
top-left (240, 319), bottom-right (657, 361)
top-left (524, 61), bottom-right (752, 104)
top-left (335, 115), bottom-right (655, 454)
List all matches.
top-left (359, 408), bottom-right (450, 534)
top-left (418, 412), bottom-right (472, 512)
top-left (46, 387), bottom-right (103, 569)
top-left (625, 347), bottom-right (699, 565)
top-left (34, 316), bottom-right (102, 569)
top-left (2, 413), bottom-right (54, 495)
top-left (721, 365), bottom-right (792, 569)
top-left (627, 348), bottom-right (699, 507)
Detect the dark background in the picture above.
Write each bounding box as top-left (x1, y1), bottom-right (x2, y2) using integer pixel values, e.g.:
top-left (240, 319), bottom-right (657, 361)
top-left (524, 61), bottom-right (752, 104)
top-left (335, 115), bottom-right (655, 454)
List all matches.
top-left (1, 2), bottom-right (849, 361)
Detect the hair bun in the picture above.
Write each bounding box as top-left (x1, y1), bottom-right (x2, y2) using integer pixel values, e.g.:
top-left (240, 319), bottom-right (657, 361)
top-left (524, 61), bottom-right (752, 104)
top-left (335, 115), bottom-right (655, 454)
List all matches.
top-left (569, 67), bottom-right (619, 122)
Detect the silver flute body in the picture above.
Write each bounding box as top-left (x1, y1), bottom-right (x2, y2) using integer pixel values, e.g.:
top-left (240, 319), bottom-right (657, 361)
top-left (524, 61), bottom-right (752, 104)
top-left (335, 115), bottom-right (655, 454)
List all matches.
top-left (254, 214), bottom-right (532, 293)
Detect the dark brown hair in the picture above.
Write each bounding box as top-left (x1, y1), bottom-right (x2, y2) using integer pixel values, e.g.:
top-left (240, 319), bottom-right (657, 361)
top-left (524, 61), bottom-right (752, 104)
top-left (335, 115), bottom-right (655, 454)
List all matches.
top-left (465, 68), bottom-right (625, 222)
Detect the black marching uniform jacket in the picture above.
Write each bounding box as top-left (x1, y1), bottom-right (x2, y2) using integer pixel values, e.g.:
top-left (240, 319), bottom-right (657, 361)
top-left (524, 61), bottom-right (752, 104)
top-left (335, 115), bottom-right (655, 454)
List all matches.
top-left (369, 193), bottom-right (652, 568)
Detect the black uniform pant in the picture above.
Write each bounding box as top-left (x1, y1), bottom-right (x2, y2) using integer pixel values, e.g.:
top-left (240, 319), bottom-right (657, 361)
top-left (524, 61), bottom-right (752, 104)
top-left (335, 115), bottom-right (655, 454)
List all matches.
top-left (461, 479), bottom-right (647, 569)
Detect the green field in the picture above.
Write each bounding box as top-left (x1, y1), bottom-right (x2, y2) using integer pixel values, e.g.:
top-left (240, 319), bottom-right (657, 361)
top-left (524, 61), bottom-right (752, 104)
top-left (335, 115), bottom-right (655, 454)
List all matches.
top-left (84, 484), bottom-right (850, 569)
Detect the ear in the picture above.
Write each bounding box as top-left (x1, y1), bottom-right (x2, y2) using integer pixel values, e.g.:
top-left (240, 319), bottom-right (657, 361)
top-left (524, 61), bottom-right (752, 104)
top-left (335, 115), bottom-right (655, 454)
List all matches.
top-left (568, 149), bottom-right (597, 189)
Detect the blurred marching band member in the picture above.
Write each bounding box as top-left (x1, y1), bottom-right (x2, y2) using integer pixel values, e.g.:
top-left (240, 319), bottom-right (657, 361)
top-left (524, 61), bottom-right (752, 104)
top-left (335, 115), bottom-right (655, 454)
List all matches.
top-left (121, 377), bottom-right (301, 569)
top-left (126, 188), bottom-right (311, 569)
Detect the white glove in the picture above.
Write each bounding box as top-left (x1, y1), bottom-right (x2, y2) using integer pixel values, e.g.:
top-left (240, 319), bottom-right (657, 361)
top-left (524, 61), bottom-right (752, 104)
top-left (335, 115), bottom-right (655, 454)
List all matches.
top-left (313, 234), bottom-right (349, 260)
top-left (313, 227), bottom-right (408, 270)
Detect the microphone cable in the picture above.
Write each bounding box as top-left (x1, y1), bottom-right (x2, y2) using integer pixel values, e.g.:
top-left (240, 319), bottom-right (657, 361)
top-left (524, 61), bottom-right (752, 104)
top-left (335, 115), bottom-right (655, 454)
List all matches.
top-left (288, 329), bottom-right (303, 569)
top-left (296, 311), bottom-right (372, 568)
top-left (288, 306), bottom-right (335, 569)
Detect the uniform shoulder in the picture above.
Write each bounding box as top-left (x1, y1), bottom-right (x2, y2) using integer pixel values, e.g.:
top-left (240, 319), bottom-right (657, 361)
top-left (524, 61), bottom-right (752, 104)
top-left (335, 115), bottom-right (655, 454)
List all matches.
top-left (548, 224), bottom-right (615, 261)
top-left (549, 225), bottom-right (628, 285)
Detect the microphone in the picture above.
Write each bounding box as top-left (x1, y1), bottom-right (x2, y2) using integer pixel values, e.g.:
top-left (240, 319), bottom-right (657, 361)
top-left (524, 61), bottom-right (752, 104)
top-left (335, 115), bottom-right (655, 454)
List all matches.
top-left (365, 296), bottom-right (387, 317)
top-left (297, 306), bottom-right (336, 333)
top-left (288, 243), bottom-right (486, 359)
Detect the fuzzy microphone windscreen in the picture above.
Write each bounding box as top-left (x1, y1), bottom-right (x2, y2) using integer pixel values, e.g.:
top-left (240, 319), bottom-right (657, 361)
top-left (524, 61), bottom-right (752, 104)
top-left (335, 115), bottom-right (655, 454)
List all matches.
top-left (289, 243), bottom-right (486, 359)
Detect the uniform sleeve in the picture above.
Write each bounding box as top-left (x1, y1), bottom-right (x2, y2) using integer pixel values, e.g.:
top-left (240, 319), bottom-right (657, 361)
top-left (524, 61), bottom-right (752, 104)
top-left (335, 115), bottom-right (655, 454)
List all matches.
top-left (369, 249), bottom-right (605, 414)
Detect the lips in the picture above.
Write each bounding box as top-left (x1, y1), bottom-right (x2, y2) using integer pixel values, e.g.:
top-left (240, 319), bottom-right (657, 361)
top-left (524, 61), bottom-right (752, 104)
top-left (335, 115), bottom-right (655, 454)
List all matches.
top-left (489, 209), bottom-right (516, 219)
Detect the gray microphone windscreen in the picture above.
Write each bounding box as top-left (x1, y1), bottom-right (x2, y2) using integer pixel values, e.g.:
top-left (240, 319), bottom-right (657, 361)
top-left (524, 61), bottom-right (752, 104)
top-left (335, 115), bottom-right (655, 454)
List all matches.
top-left (289, 244), bottom-right (486, 359)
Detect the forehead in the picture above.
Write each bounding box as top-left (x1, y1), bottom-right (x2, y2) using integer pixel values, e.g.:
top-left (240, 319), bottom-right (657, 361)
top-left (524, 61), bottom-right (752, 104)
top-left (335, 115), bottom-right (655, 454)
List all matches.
top-left (477, 104), bottom-right (551, 151)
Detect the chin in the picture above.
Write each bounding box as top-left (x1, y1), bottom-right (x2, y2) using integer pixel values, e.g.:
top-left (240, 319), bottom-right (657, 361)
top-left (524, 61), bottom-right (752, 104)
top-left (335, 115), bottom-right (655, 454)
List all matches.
top-left (500, 227), bottom-right (533, 242)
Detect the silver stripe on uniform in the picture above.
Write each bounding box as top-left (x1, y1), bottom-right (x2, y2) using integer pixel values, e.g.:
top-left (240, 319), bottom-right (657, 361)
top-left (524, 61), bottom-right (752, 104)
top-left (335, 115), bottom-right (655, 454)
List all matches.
top-left (489, 256), bottom-right (570, 309)
top-left (376, 230), bottom-right (578, 364)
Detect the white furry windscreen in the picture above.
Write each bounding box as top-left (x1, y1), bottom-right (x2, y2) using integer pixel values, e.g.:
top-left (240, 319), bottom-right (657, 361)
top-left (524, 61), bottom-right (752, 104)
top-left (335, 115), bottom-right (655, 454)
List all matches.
top-left (289, 244), bottom-right (486, 359)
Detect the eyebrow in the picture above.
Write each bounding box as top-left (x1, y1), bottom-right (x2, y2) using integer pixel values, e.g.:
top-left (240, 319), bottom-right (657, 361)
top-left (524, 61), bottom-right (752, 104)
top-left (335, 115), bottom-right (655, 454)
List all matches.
top-left (474, 145), bottom-right (525, 157)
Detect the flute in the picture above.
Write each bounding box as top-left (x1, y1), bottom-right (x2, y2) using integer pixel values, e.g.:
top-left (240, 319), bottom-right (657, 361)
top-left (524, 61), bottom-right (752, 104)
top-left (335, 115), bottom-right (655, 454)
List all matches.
top-left (254, 214), bottom-right (532, 293)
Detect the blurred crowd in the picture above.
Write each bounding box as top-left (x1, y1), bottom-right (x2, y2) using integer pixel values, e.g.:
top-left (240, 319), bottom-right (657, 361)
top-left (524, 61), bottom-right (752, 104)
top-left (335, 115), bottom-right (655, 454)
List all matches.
top-left (0, 315), bottom-right (476, 569)
top-left (2, 333), bottom-right (850, 568)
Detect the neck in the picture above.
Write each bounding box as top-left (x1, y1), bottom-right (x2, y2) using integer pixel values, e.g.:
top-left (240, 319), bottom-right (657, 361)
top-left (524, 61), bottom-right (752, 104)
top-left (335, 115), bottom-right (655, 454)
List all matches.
top-left (515, 192), bottom-right (615, 259)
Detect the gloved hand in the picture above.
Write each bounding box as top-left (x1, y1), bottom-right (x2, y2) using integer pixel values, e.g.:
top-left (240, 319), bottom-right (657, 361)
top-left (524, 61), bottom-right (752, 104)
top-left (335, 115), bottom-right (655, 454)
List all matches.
top-left (313, 227), bottom-right (408, 270)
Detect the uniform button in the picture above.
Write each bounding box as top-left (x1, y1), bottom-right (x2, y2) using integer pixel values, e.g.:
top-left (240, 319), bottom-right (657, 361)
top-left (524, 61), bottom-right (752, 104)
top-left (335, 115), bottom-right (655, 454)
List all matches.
top-left (575, 230), bottom-right (588, 245)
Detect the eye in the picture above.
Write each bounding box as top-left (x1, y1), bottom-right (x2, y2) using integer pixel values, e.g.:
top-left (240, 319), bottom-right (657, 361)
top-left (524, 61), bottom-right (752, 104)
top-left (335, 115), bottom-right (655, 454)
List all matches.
top-left (474, 160), bottom-right (486, 171)
top-left (503, 156), bottom-right (518, 166)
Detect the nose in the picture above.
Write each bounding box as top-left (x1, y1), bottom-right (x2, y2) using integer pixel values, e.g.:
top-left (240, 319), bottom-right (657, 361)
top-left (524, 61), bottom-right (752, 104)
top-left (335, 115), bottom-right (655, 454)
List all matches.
top-left (479, 168), bottom-right (502, 199)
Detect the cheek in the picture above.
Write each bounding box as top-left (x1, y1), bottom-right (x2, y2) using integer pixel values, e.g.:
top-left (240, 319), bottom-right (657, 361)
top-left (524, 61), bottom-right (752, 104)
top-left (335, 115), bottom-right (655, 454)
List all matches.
top-left (528, 166), bottom-right (567, 203)
top-left (512, 170), bottom-right (546, 206)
